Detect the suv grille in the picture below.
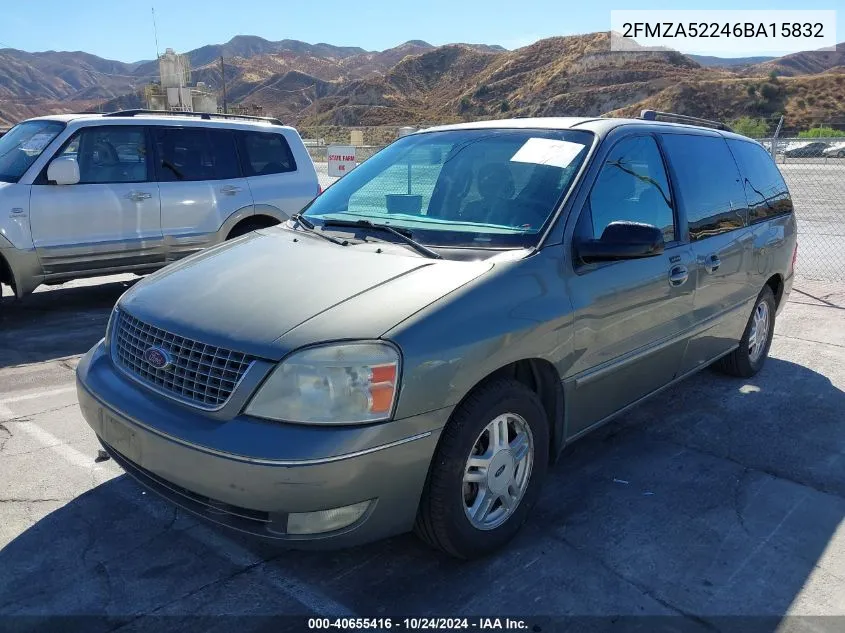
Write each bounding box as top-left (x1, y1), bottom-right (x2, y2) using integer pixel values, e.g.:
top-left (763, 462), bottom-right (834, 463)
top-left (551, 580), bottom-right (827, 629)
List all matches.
top-left (112, 311), bottom-right (255, 409)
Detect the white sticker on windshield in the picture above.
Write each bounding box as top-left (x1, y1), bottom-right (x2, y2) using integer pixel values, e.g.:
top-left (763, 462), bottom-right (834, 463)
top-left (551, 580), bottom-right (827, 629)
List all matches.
top-left (510, 138), bottom-right (584, 169)
top-left (20, 133), bottom-right (55, 153)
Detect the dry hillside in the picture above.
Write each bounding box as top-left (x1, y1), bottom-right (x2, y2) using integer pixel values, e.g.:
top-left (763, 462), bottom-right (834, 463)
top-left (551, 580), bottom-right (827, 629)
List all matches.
top-left (2, 33), bottom-right (843, 131)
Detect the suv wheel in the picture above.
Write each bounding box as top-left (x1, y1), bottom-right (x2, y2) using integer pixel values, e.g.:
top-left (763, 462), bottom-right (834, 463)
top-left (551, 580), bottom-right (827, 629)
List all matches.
top-left (715, 285), bottom-right (776, 378)
top-left (415, 378), bottom-right (549, 559)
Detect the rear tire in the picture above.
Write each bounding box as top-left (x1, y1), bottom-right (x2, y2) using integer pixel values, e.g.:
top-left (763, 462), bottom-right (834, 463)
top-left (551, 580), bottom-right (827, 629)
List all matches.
top-left (414, 378), bottom-right (549, 559)
top-left (715, 285), bottom-right (776, 378)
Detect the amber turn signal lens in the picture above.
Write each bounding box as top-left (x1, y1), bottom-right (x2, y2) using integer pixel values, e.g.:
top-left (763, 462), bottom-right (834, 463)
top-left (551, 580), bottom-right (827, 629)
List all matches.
top-left (369, 383), bottom-right (395, 414)
top-left (370, 364), bottom-right (396, 384)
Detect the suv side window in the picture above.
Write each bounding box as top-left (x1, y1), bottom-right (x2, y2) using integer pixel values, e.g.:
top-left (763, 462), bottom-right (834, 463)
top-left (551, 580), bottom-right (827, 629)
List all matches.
top-left (238, 131), bottom-right (296, 176)
top-left (154, 127), bottom-right (240, 182)
top-left (726, 139), bottom-right (793, 223)
top-left (660, 134), bottom-right (748, 241)
top-left (54, 126), bottom-right (149, 184)
top-left (577, 135), bottom-right (675, 243)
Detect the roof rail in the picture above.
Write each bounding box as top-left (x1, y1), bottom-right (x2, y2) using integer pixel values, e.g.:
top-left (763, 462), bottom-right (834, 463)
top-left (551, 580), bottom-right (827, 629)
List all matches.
top-left (639, 109), bottom-right (732, 132)
top-left (102, 109), bottom-right (285, 126)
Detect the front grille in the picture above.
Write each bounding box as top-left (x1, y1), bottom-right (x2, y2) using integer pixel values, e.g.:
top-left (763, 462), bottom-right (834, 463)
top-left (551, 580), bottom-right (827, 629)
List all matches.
top-left (113, 310), bottom-right (255, 409)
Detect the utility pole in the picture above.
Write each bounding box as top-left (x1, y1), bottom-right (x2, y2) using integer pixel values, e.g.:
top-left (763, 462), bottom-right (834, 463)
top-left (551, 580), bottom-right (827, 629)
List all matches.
top-left (220, 56), bottom-right (228, 114)
top-left (771, 114), bottom-right (784, 161)
top-left (152, 7), bottom-right (160, 59)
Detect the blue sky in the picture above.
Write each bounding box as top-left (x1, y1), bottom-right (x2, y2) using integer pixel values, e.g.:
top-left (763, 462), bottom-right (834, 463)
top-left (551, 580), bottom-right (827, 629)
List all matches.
top-left (0, 0), bottom-right (841, 61)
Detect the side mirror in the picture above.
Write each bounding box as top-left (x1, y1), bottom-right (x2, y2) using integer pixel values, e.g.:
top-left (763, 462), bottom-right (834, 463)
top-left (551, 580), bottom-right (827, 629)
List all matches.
top-left (47, 156), bottom-right (80, 185)
top-left (577, 221), bottom-right (665, 263)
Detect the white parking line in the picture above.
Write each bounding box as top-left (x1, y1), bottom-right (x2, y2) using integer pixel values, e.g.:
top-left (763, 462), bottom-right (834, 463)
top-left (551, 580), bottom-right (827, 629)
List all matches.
top-left (13, 421), bottom-right (101, 471)
top-left (0, 385), bottom-right (76, 405)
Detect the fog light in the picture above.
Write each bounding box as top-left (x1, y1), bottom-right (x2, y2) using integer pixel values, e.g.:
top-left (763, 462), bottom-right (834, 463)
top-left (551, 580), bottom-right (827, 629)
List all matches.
top-left (287, 500), bottom-right (372, 535)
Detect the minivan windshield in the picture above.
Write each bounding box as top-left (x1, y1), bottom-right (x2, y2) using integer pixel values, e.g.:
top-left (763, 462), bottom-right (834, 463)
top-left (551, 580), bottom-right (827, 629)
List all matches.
top-left (0, 120), bottom-right (66, 183)
top-left (303, 128), bottom-right (593, 248)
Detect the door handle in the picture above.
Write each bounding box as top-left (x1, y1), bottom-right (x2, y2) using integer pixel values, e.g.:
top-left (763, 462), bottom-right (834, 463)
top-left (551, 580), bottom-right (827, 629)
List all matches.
top-left (669, 265), bottom-right (689, 287)
top-left (220, 185), bottom-right (242, 195)
top-left (126, 191), bottom-right (152, 202)
top-left (703, 254), bottom-right (721, 274)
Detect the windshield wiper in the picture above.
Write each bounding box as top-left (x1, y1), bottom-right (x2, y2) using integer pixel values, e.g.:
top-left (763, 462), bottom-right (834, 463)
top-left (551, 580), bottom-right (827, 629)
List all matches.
top-left (290, 213), bottom-right (349, 246)
top-left (322, 218), bottom-right (442, 259)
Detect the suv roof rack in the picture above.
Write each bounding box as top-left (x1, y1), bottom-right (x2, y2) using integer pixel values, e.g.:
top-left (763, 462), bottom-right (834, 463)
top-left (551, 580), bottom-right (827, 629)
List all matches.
top-left (102, 109), bottom-right (285, 126)
top-left (639, 109), bottom-right (732, 132)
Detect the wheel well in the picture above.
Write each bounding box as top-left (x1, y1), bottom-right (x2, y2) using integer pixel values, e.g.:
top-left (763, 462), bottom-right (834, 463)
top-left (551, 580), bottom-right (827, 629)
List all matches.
top-left (227, 214), bottom-right (280, 239)
top-left (765, 274), bottom-right (784, 308)
top-left (469, 358), bottom-right (565, 464)
top-left (0, 253), bottom-right (14, 294)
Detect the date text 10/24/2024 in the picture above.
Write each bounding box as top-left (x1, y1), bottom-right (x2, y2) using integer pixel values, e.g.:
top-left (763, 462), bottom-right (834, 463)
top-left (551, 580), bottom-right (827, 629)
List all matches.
top-left (308, 618), bottom-right (531, 630)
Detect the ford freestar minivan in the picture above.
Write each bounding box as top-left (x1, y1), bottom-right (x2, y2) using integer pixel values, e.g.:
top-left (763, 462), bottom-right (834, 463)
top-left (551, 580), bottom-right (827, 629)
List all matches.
top-left (0, 111), bottom-right (318, 302)
top-left (77, 112), bottom-right (797, 559)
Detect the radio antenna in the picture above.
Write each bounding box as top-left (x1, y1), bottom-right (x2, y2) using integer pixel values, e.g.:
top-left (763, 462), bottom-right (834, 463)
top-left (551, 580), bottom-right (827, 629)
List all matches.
top-left (152, 7), bottom-right (160, 59)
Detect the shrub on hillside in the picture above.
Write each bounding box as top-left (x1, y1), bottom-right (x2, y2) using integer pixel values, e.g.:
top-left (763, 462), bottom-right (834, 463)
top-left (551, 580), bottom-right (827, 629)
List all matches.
top-left (798, 127), bottom-right (845, 138)
top-left (731, 117), bottom-right (769, 138)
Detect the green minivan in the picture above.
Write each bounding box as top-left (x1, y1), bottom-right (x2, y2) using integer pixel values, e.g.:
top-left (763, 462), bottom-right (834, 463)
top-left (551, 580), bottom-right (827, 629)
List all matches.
top-left (77, 112), bottom-right (797, 558)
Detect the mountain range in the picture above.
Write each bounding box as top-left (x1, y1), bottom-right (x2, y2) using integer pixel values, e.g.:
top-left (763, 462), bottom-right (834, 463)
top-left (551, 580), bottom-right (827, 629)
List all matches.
top-left (1, 34), bottom-right (843, 134)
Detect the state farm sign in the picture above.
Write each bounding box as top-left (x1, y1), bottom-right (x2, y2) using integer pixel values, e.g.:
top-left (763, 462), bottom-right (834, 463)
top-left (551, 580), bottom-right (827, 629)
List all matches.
top-left (327, 145), bottom-right (357, 177)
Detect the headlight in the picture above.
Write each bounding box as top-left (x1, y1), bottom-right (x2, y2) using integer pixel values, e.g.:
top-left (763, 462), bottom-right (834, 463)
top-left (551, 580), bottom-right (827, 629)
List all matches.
top-left (104, 305), bottom-right (119, 347)
top-left (245, 342), bottom-right (400, 424)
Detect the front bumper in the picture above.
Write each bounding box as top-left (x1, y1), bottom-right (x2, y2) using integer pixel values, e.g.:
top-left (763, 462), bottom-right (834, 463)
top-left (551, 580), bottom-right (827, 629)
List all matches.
top-left (77, 341), bottom-right (448, 548)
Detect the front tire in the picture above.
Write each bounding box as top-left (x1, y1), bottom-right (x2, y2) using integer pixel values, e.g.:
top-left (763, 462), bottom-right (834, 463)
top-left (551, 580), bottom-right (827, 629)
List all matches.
top-left (715, 285), bottom-right (776, 378)
top-left (415, 378), bottom-right (549, 559)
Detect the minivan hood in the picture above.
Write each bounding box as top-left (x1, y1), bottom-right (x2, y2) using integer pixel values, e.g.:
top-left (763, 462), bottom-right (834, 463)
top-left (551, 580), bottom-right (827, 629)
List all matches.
top-left (120, 227), bottom-right (493, 360)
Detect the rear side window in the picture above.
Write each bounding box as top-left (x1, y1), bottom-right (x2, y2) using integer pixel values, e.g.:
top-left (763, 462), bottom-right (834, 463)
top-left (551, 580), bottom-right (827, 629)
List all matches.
top-left (238, 131), bottom-right (296, 176)
top-left (154, 127), bottom-right (240, 182)
top-left (727, 139), bottom-right (793, 223)
top-left (661, 134), bottom-right (748, 241)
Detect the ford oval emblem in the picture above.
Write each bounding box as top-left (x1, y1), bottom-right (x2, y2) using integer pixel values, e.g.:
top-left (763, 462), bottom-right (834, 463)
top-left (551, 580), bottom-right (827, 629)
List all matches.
top-left (144, 347), bottom-right (172, 370)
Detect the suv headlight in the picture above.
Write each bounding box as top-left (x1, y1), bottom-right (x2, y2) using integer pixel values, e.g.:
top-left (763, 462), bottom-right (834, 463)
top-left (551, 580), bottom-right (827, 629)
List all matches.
top-left (104, 305), bottom-right (120, 348)
top-left (245, 342), bottom-right (401, 424)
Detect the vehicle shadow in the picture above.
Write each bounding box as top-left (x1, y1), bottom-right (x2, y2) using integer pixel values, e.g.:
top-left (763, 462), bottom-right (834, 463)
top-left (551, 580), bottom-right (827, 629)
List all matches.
top-left (0, 357), bottom-right (843, 631)
top-left (0, 278), bottom-right (137, 368)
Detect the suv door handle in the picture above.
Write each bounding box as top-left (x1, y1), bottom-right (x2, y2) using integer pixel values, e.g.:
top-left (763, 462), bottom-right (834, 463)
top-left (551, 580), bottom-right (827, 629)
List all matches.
top-left (125, 191), bottom-right (152, 202)
top-left (220, 185), bottom-right (242, 195)
top-left (669, 265), bottom-right (689, 287)
top-left (703, 254), bottom-right (721, 274)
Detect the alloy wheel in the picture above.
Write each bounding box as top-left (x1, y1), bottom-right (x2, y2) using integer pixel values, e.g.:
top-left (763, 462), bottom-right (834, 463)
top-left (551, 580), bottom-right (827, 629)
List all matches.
top-left (748, 301), bottom-right (770, 363)
top-left (462, 413), bottom-right (534, 530)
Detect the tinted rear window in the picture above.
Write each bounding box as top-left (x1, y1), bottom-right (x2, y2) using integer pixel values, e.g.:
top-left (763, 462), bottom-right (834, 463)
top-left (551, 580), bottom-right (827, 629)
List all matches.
top-left (154, 127), bottom-right (240, 182)
top-left (727, 139), bottom-right (793, 222)
top-left (661, 134), bottom-right (748, 241)
top-left (238, 131), bottom-right (296, 176)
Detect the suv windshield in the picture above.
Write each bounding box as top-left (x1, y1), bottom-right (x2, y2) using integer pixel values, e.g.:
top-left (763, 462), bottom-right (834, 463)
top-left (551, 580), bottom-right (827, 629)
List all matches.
top-left (0, 120), bottom-right (66, 183)
top-left (304, 128), bottom-right (593, 248)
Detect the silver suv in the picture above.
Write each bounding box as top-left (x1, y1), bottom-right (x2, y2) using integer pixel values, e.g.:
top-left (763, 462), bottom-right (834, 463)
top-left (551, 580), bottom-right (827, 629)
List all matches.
top-left (0, 110), bottom-right (319, 300)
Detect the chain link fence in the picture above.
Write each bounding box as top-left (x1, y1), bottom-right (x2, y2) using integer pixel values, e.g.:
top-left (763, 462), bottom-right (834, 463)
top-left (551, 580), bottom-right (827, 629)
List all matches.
top-left (306, 124), bottom-right (845, 283)
top-left (759, 135), bottom-right (845, 282)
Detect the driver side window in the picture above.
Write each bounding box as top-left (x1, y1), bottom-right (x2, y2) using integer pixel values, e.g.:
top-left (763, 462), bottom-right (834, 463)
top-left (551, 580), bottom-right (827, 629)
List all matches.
top-left (56, 126), bottom-right (149, 184)
top-left (578, 135), bottom-right (675, 243)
